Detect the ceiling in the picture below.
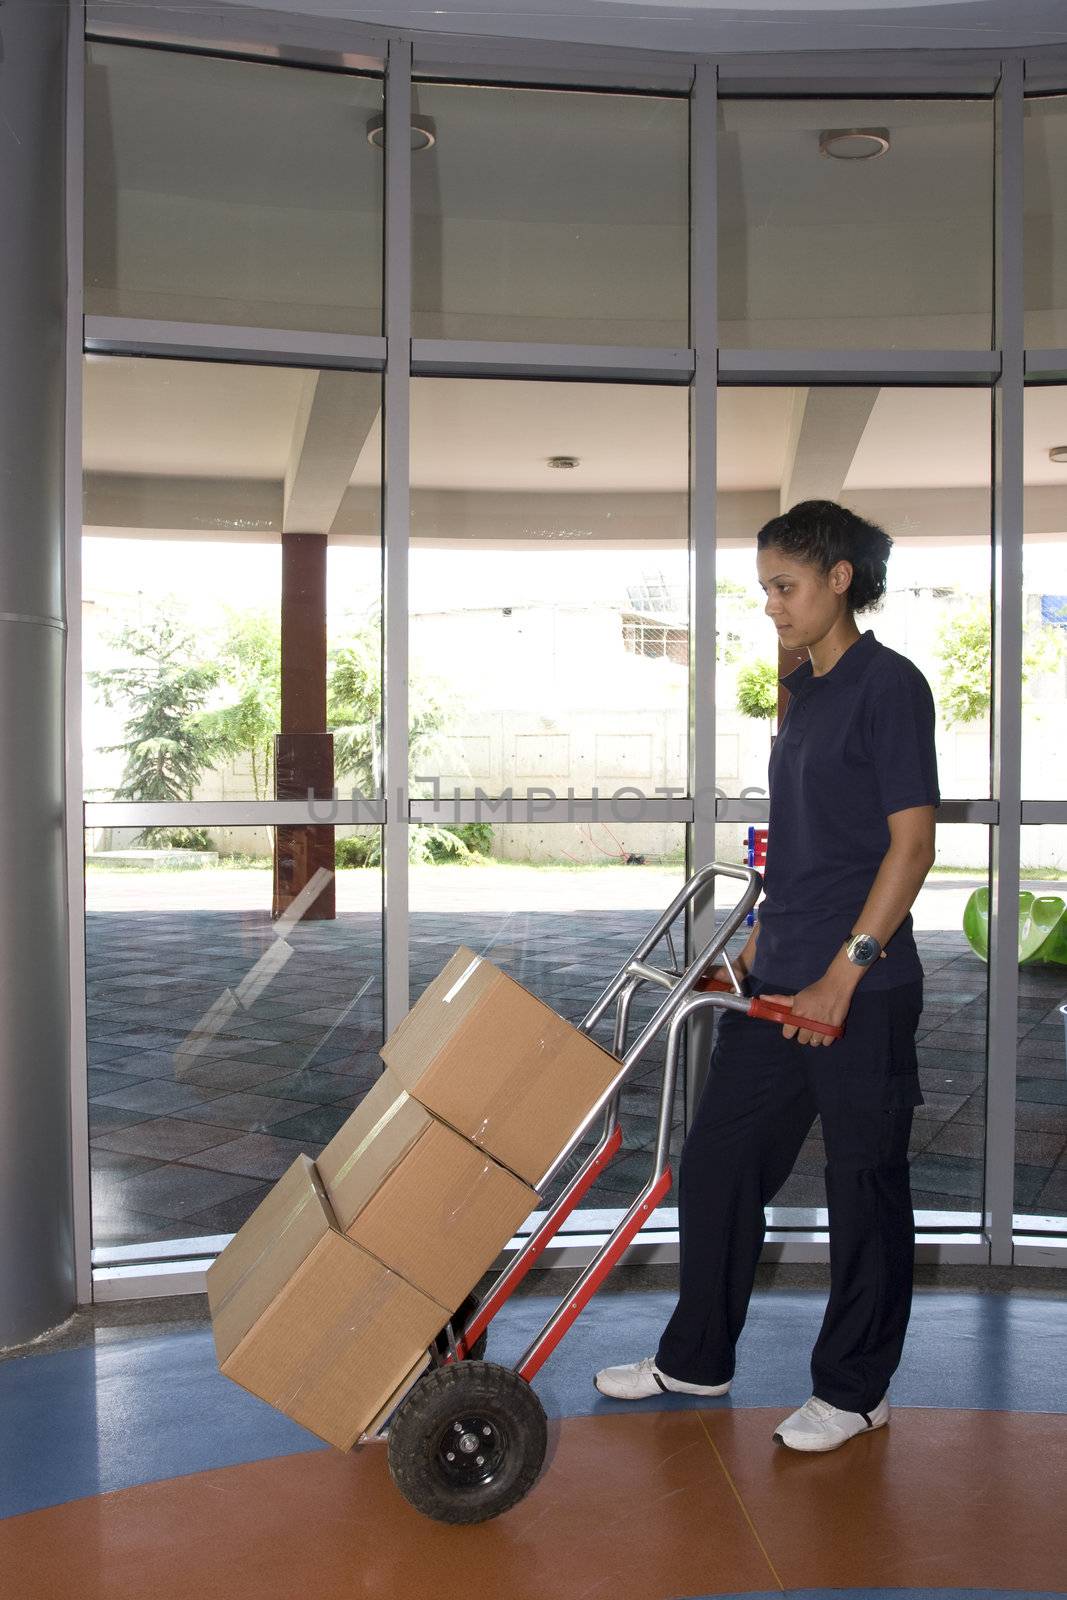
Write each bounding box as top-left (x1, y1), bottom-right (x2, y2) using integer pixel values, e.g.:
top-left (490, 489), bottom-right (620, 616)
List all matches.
top-left (209, 0), bottom-right (1067, 53)
top-left (81, 358), bottom-right (1067, 491)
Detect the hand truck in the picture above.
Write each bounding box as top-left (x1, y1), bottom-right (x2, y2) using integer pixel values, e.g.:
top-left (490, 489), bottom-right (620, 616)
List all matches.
top-left (370, 861), bottom-right (841, 1525)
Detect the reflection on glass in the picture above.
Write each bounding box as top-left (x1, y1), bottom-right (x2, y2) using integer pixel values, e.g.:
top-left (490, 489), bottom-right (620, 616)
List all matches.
top-left (1022, 386), bottom-right (1067, 799)
top-left (1014, 828), bottom-right (1067, 1220)
top-left (1025, 96), bottom-right (1067, 347)
top-left (86, 43), bottom-right (383, 333)
top-left (85, 828), bottom-right (383, 1250)
top-left (408, 824), bottom-right (686, 1212)
top-left (409, 379), bottom-right (689, 798)
top-left (716, 386), bottom-right (992, 801)
top-left (412, 83), bottom-right (688, 345)
top-left (82, 357), bottom-right (382, 804)
top-left (719, 98), bottom-right (993, 348)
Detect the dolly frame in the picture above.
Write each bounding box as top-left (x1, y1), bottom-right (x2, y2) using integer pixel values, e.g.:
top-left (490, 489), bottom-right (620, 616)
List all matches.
top-left (363, 858), bottom-right (810, 1442)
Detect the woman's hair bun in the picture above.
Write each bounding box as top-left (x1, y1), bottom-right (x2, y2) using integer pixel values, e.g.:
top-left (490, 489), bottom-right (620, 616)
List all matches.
top-left (756, 500), bottom-right (892, 613)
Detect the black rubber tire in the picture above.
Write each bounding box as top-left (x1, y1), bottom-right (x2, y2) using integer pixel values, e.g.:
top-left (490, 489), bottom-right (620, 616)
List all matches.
top-left (387, 1362), bottom-right (548, 1525)
top-left (433, 1292), bottom-right (488, 1363)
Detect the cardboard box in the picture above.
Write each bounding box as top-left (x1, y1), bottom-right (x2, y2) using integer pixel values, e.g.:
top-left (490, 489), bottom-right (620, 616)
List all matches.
top-left (317, 1069), bottom-right (537, 1311)
top-left (207, 1154), bottom-right (448, 1451)
top-left (380, 947), bottom-right (623, 1186)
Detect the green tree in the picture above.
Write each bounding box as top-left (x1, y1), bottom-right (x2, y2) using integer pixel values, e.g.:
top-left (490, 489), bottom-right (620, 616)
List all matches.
top-left (88, 614), bottom-right (222, 844)
top-left (736, 659), bottom-right (779, 724)
top-left (198, 611), bottom-right (281, 800)
top-left (328, 630), bottom-right (382, 794)
top-left (937, 600), bottom-right (1066, 726)
top-left (717, 578), bottom-right (758, 665)
top-left (328, 614), bottom-right (444, 796)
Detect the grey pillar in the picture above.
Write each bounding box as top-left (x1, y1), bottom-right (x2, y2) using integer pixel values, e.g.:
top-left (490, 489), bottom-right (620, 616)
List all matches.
top-left (0, 0), bottom-right (75, 1345)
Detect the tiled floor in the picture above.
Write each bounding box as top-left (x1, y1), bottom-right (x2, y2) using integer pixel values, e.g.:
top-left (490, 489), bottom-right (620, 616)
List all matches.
top-left (84, 900), bottom-right (1067, 1247)
top-left (1, 1288), bottom-right (1064, 1600)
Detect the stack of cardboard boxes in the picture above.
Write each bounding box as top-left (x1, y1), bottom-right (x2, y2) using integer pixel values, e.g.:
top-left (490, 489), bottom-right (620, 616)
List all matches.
top-left (208, 947), bottom-right (624, 1450)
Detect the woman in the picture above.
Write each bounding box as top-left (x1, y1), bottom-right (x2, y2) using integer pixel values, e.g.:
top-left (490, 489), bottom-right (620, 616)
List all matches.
top-left (596, 500), bottom-right (939, 1453)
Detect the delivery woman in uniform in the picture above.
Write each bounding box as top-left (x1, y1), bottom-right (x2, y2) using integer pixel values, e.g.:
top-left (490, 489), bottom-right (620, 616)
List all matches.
top-left (596, 500), bottom-right (940, 1453)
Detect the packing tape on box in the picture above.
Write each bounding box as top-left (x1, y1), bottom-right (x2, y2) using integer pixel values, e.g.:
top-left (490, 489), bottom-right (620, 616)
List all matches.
top-left (331, 1091), bottom-right (410, 1188)
top-left (211, 1186), bottom-right (320, 1320)
top-left (442, 955), bottom-right (481, 1004)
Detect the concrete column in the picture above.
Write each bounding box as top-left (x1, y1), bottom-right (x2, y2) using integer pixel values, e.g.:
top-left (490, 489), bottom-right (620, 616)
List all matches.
top-left (0, 0), bottom-right (75, 1346)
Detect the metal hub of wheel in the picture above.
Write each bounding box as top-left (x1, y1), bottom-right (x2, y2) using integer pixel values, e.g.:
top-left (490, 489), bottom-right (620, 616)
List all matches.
top-left (436, 1413), bottom-right (509, 1488)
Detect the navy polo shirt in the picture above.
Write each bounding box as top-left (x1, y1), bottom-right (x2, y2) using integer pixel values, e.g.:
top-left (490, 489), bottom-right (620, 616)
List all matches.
top-left (749, 630), bottom-right (940, 993)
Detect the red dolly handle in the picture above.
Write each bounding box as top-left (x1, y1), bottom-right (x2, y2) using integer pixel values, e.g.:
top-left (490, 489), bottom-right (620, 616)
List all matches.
top-left (695, 975), bottom-right (844, 1040)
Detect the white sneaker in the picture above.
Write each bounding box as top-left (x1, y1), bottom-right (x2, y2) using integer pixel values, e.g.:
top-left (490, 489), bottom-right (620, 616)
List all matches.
top-left (774, 1394), bottom-right (890, 1452)
top-left (594, 1354), bottom-right (731, 1401)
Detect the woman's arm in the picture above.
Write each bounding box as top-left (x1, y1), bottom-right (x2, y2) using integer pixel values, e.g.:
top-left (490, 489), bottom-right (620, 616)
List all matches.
top-left (763, 804), bottom-right (936, 1046)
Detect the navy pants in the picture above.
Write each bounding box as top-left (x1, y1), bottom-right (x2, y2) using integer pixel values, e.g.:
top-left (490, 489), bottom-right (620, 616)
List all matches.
top-left (656, 977), bottom-right (924, 1414)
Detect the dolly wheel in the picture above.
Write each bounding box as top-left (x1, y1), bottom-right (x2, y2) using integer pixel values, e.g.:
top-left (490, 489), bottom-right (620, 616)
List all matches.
top-left (387, 1362), bottom-right (547, 1525)
top-left (433, 1292), bottom-right (488, 1363)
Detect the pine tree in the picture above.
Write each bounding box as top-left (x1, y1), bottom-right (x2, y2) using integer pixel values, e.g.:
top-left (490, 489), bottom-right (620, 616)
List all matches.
top-left (89, 615), bottom-right (222, 833)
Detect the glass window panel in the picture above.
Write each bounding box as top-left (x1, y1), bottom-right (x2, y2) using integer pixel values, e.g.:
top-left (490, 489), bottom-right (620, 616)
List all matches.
top-left (85, 44), bottom-right (383, 334)
top-left (716, 386), bottom-right (992, 802)
top-left (1024, 95), bottom-right (1067, 347)
top-left (1022, 385), bottom-right (1067, 800)
top-left (85, 827), bottom-right (383, 1250)
top-left (82, 356), bottom-right (382, 804)
top-left (411, 83), bottom-right (688, 345)
top-left (409, 379), bottom-right (688, 799)
top-left (719, 98), bottom-right (994, 349)
top-left (408, 824), bottom-right (687, 1213)
top-left (908, 825), bottom-right (989, 1216)
top-left (1014, 827), bottom-right (1067, 1223)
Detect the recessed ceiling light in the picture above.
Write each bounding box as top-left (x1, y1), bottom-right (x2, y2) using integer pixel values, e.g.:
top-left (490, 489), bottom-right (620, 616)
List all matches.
top-left (366, 114), bottom-right (436, 152)
top-left (1050, 446), bottom-right (1067, 464)
top-left (819, 127), bottom-right (891, 161)
top-left (547, 456), bottom-right (580, 470)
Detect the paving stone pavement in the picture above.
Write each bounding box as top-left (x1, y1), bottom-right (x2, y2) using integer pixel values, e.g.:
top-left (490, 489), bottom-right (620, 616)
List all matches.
top-left (84, 907), bottom-right (1067, 1249)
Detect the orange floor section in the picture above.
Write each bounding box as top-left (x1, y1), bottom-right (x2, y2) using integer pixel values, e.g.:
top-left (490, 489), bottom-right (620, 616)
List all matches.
top-left (1, 1409), bottom-right (1064, 1600)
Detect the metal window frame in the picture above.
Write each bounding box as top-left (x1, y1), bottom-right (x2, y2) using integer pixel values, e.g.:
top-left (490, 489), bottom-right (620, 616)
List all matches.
top-left (410, 341), bottom-right (693, 383)
top-left (1025, 349), bottom-right (1067, 381)
top-left (987, 59), bottom-right (1026, 1268)
top-left (382, 38), bottom-right (413, 1039)
top-left (83, 318), bottom-right (387, 371)
top-left (408, 798), bottom-right (695, 826)
top-left (685, 62), bottom-right (720, 1120)
top-left (84, 801), bottom-right (387, 827)
top-left (66, 0), bottom-right (93, 1307)
top-left (69, 19), bottom-right (1067, 1299)
top-left (718, 350), bottom-right (1002, 386)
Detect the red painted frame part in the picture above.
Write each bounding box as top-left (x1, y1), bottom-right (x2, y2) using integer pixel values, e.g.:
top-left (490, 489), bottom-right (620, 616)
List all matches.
top-left (516, 1168), bottom-right (674, 1383)
top-left (449, 1123), bottom-right (625, 1361)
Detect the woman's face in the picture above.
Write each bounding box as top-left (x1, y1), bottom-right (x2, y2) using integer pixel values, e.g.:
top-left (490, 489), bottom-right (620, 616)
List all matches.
top-left (755, 544), bottom-right (852, 650)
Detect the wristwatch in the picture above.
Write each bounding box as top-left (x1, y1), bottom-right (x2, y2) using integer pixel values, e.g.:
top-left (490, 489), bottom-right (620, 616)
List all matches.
top-left (844, 932), bottom-right (883, 967)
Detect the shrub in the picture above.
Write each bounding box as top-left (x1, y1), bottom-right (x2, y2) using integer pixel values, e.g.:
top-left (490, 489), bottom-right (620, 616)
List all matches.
top-left (335, 824), bottom-right (494, 868)
top-left (336, 834), bottom-right (378, 868)
top-left (137, 826), bottom-right (214, 851)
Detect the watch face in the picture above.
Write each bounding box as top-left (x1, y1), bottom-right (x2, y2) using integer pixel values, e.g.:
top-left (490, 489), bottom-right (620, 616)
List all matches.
top-left (850, 935), bottom-right (878, 965)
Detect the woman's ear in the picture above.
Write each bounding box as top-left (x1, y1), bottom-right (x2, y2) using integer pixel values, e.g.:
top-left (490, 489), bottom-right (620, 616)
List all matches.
top-left (830, 560), bottom-right (853, 596)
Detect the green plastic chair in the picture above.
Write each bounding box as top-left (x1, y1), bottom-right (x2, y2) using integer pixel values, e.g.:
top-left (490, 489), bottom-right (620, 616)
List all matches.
top-left (962, 886), bottom-right (1067, 965)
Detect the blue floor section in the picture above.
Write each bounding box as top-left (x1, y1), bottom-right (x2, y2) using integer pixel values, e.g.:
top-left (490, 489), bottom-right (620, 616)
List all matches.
top-left (1, 1290), bottom-right (1064, 1520)
top-left (686, 1592), bottom-right (1067, 1599)
top-left (496, 1288), bottom-right (1067, 1423)
top-left (0, 1331), bottom-right (322, 1519)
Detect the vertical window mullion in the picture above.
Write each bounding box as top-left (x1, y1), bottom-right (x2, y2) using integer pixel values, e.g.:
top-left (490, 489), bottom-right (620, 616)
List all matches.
top-left (383, 38), bottom-right (413, 1038)
top-left (988, 57), bottom-right (1026, 1265)
top-left (686, 61), bottom-right (719, 1127)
